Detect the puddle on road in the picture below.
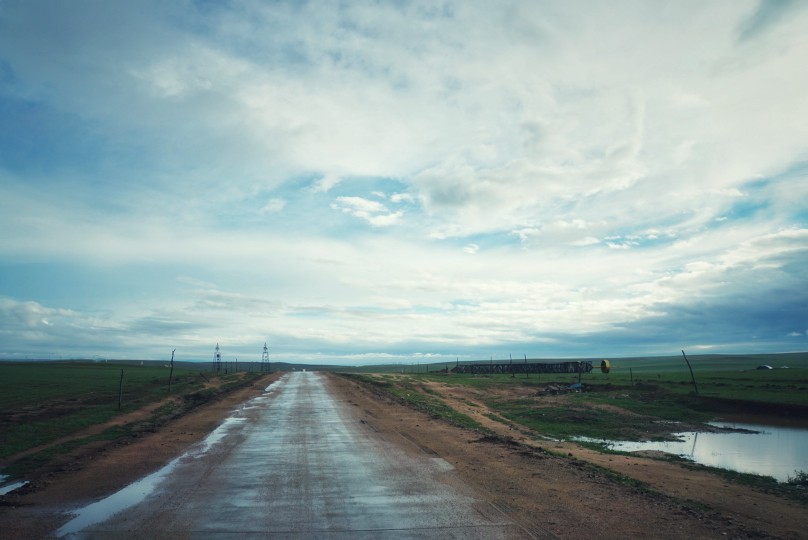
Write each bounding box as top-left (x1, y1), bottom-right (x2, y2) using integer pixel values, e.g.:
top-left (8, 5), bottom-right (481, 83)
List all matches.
top-left (56, 379), bottom-right (284, 538)
top-left (240, 380), bottom-right (282, 411)
top-left (0, 474), bottom-right (29, 495)
top-left (190, 416), bottom-right (248, 454)
top-left (576, 422), bottom-right (808, 482)
top-left (56, 418), bottom-right (247, 537)
top-left (56, 455), bottom-right (181, 537)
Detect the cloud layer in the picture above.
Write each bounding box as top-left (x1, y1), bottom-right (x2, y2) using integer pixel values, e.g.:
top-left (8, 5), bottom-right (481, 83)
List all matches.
top-left (1, 1), bottom-right (807, 363)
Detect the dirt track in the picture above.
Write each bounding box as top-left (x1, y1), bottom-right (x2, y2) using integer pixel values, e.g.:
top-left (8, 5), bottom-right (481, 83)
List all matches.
top-left (329, 374), bottom-right (807, 539)
top-left (1, 372), bottom-right (806, 538)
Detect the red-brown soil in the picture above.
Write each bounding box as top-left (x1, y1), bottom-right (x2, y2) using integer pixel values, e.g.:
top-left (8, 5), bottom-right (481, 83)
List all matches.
top-left (329, 374), bottom-right (807, 539)
top-left (0, 373), bottom-right (281, 539)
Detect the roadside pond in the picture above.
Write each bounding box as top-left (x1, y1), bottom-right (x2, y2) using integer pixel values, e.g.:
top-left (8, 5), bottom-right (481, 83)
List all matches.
top-left (576, 422), bottom-right (808, 482)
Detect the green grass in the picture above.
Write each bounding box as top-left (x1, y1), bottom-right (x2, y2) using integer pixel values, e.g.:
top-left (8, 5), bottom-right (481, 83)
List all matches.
top-left (2, 424), bottom-right (135, 478)
top-left (497, 377), bottom-right (804, 440)
top-left (389, 368), bottom-right (800, 398)
top-left (353, 353), bottom-right (808, 442)
top-left (581, 389), bottom-right (710, 422)
top-left (1, 406), bottom-right (121, 458)
top-left (487, 399), bottom-right (696, 441)
top-left (0, 362), bottom-right (261, 468)
top-left (345, 355), bottom-right (808, 502)
top-left (418, 373), bottom-right (549, 391)
top-left (0, 362), bottom-right (203, 409)
top-left (346, 352), bottom-right (808, 376)
top-left (345, 374), bottom-right (485, 431)
top-left (609, 370), bottom-right (808, 407)
top-left (678, 463), bottom-right (808, 505)
top-left (400, 354), bottom-right (808, 406)
top-left (0, 362), bottom-right (207, 459)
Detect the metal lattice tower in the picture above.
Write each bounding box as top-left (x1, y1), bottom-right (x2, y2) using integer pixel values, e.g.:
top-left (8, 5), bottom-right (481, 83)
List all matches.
top-left (261, 342), bottom-right (270, 373)
top-left (214, 343), bottom-right (222, 373)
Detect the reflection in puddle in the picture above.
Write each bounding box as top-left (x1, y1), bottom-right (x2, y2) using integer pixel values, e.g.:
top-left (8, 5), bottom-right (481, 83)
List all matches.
top-left (56, 380), bottom-right (282, 538)
top-left (57, 417), bottom-right (247, 537)
top-left (577, 422), bottom-right (808, 481)
top-left (56, 455), bottom-right (181, 537)
top-left (0, 474), bottom-right (28, 495)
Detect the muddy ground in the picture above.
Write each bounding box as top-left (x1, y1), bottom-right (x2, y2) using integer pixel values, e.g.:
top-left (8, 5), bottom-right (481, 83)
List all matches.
top-left (331, 374), bottom-right (807, 539)
top-left (1, 372), bottom-right (806, 539)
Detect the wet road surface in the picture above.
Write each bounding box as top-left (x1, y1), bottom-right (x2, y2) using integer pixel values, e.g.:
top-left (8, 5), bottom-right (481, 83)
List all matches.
top-left (58, 371), bottom-right (525, 538)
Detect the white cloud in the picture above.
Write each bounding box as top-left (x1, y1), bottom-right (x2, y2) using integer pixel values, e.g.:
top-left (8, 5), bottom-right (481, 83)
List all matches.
top-left (0, 297), bottom-right (78, 331)
top-left (1, 1), bottom-right (807, 360)
top-left (366, 211), bottom-right (404, 227)
top-left (331, 196), bottom-right (403, 227)
top-left (311, 174), bottom-right (342, 193)
top-left (571, 237), bottom-right (600, 247)
top-left (390, 193), bottom-right (414, 204)
top-left (259, 198), bottom-right (286, 214)
top-left (512, 228), bottom-right (538, 243)
top-left (129, 43), bottom-right (249, 98)
top-left (607, 242), bottom-right (632, 250)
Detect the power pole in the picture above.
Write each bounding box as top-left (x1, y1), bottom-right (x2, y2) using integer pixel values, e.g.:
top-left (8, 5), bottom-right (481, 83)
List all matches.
top-left (262, 342), bottom-right (270, 373)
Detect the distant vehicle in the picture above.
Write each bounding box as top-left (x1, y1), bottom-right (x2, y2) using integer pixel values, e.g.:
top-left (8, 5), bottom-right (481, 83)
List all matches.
top-left (756, 365), bottom-right (773, 370)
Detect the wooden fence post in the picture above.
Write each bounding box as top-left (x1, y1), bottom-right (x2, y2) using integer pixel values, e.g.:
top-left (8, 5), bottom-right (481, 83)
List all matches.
top-left (168, 349), bottom-right (176, 393)
top-left (118, 369), bottom-right (124, 410)
top-left (681, 350), bottom-right (699, 395)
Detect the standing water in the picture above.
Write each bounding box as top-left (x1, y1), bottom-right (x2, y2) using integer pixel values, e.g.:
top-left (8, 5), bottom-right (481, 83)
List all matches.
top-left (56, 380), bottom-right (283, 537)
top-left (0, 474), bottom-right (28, 495)
top-left (578, 422), bottom-right (808, 482)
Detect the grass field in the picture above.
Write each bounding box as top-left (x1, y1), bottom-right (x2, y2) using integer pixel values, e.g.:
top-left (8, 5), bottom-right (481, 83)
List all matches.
top-left (0, 361), bottom-right (260, 477)
top-left (343, 353), bottom-right (808, 502)
top-left (348, 374), bottom-right (485, 431)
top-left (350, 352), bottom-right (808, 442)
top-left (3, 354), bottom-right (805, 483)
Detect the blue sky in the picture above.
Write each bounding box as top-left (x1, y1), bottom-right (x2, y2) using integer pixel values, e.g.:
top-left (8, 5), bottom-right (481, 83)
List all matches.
top-left (1, 0), bottom-right (807, 364)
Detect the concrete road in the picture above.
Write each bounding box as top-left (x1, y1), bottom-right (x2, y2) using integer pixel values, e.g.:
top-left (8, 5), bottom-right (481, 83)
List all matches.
top-left (58, 371), bottom-right (526, 539)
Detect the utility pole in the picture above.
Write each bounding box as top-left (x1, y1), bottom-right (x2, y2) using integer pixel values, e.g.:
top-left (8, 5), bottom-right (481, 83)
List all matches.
top-left (214, 343), bottom-right (222, 373)
top-left (262, 342), bottom-right (270, 373)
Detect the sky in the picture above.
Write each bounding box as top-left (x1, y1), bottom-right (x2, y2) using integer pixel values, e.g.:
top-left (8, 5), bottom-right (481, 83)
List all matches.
top-left (1, 0), bottom-right (807, 365)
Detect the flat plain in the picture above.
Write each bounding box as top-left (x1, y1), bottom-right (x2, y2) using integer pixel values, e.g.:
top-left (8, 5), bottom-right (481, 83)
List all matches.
top-left (1, 354), bottom-right (807, 538)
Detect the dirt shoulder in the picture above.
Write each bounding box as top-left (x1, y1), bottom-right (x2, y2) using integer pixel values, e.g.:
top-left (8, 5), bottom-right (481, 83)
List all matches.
top-left (328, 373), bottom-right (808, 539)
top-left (426, 378), bottom-right (808, 538)
top-left (0, 373), bottom-right (280, 539)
